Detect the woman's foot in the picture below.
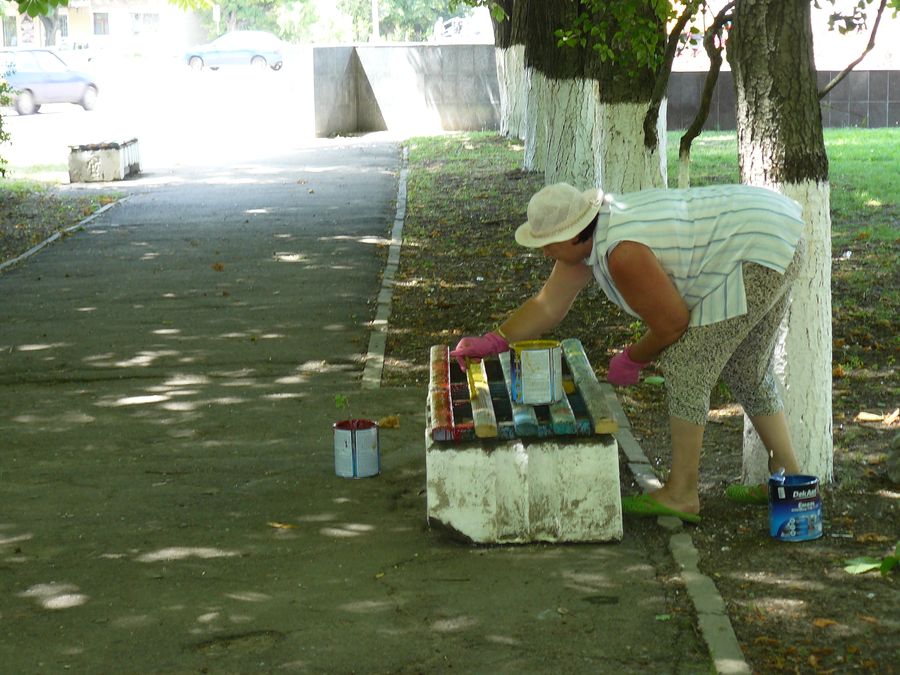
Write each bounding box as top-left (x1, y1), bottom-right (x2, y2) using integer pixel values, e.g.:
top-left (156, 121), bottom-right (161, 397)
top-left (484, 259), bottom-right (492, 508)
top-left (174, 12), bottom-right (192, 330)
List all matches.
top-left (621, 488), bottom-right (701, 524)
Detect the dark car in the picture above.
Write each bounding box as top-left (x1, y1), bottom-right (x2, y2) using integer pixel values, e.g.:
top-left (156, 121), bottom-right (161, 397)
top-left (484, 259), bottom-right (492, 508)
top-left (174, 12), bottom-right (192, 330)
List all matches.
top-left (0, 48), bottom-right (99, 115)
top-left (184, 30), bottom-right (284, 71)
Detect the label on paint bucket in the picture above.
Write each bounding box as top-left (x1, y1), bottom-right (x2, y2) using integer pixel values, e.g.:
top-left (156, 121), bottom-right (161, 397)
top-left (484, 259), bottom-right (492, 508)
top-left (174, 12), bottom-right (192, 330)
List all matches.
top-left (510, 340), bottom-right (564, 406)
top-left (333, 419), bottom-right (380, 479)
top-left (768, 473), bottom-right (823, 542)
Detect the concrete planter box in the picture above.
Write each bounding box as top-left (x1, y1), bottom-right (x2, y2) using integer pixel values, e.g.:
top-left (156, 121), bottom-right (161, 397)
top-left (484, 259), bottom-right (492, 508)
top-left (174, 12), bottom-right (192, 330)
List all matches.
top-left (68, 138), bottom-right (141, 183)
top-left (426, 433), bottom-right (623, 544)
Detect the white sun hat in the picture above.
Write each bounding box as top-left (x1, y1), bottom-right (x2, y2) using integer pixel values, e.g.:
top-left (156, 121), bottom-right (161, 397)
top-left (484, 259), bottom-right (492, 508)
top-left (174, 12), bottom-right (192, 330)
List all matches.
top-left (514, 182), bottom-right (603, 248)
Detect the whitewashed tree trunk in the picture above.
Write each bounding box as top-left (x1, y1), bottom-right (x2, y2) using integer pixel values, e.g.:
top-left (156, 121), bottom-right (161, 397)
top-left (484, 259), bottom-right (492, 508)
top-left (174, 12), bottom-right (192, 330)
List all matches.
top-left (523, 67), bottom-right (548, 172)
top-left (496, 44), bottom-right (527, 139)
top-left (532, 79), bottom-right (668, 191)
top-left (542, 78), bottom-right (595, 186)
top-left (742, 181), bottom-right (834, 483)
top-left (592, 98), bottom-right (668, 192)
top-left (729, 0), bottom-right (833, 485)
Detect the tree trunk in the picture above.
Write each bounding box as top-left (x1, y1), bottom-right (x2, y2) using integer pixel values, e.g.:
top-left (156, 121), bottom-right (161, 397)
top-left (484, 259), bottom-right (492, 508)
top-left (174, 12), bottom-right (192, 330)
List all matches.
top-left (523, 0), bottom-right (666, 190)
top-left (491, 1), bottom-right (527, 139)
top-left (39, 12), bottom-right (59, 47)
top-left (522, 0), bottom-right (582, 174)
top-left (728, 0), bottom-right (833, 483)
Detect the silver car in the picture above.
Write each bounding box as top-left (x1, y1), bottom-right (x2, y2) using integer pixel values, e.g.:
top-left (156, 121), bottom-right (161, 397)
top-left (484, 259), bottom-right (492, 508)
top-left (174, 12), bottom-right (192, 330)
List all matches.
top-left (1, 48), bottom-right (99, 115)
top-left (185, 30), bottom-right (285, 71)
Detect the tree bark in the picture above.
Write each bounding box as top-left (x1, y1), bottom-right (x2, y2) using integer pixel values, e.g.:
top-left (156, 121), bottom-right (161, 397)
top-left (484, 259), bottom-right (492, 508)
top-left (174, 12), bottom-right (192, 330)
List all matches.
top-left (39, 12), bottom-right (60, 47)
top-left (492, 0), bottom-right (527, 139)
top-left (523, 0), bottom-right (666, 190)
top-left (728, 0), bottom-right (833, 483)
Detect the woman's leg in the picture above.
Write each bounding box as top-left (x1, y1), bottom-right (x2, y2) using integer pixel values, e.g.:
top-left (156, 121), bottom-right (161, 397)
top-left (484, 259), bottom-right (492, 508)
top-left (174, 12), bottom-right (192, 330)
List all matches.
top-left (749, 411), bottom-right (801, 474)
top-left (649, 416), bottom-right (704, 515)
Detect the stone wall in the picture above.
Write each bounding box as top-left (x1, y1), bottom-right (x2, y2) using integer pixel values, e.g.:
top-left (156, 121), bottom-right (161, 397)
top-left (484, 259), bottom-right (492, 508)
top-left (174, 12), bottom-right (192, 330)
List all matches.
top-left (667, 70), bottom-right (900, 130)
top-left (313, 45), bottom-right (899, 136)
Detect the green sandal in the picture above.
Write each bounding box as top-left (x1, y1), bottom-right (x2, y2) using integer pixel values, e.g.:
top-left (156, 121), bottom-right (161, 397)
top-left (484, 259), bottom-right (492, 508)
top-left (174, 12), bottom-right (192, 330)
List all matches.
top-left (725, 483), bottom-right (768, 505)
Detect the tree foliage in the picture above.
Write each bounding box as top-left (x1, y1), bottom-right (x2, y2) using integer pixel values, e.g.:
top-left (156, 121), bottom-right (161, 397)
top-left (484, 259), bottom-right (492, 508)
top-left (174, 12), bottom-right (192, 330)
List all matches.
top-left (338, 0), bottom-right (468, 41)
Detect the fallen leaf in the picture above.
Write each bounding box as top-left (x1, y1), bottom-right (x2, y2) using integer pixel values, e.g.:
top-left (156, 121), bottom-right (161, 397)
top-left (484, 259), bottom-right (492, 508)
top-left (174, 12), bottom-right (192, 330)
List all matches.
top-left (813, 618), bottom-right (838, 628)
top-left (754, 636), bottom-right (779, 646)
top-left (856, 533), bottom-right (891, 543)
top-left (378, 415), bottom-right (400, 428)
top-left (855, 411), bottom-right (883, 422)
top-left (844, 557), bottom-right (882, 574)
top-left (885, 408), bottom-right (899, 425)
top-left (267, 522), bottom-right (298, 530)
top-left (374, 572), bottom-right (385, 579)
top-left (856, 616), bottom-right (878, 625)
top-left (833, 365), bottom-right (846, 378)
top-left (212, 262), bottom-right (225, 272)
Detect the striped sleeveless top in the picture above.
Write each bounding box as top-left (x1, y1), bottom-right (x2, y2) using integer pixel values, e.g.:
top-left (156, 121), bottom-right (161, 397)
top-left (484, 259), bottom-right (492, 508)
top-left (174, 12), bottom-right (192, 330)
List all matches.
top-left (586, 185), bottom-right (804, 327)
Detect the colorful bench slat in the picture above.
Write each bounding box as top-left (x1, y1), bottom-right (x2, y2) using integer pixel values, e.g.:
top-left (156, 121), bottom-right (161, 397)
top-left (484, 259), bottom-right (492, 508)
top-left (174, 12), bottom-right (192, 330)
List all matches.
top-left (466, 358), bottom-right (498, 438)
top-left (561, 338), bottom-right (618, 434)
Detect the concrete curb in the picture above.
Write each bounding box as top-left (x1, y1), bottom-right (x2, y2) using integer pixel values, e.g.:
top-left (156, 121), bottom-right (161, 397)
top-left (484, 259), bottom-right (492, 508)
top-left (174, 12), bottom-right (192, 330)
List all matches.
top-left (0, 195), bottom-right (130, 273)
top-left (601, 383), bottom-right (752, 675)
top-left (362, 145), bottom-right (409, 390)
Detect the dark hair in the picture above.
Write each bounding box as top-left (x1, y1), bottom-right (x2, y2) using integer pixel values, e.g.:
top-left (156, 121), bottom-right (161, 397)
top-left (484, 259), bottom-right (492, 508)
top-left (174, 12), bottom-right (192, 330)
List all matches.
top-left (573, 212), bottom-right (599, 244)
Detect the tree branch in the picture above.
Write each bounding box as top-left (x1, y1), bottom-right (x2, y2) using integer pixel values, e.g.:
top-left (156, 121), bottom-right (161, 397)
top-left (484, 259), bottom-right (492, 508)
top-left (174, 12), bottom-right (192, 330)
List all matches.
top-left (642, 0), bottom-right (703, 150)
top-left (818, 0), bottom-right (888, 100)
top-left (679, 2), bottom-right (735, 165)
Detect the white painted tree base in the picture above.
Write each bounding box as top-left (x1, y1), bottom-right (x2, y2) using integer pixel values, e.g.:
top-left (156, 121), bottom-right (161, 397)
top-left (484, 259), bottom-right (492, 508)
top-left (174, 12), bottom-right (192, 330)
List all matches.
top-left (426, 432), bottom-right (623, 544)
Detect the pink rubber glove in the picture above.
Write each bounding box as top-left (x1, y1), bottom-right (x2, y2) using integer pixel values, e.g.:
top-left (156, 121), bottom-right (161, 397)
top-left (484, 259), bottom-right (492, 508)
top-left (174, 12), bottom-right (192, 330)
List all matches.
top-left (607, 346), bottom-right (651, 386)
top-left (450, 332), bottom-right (509, 372)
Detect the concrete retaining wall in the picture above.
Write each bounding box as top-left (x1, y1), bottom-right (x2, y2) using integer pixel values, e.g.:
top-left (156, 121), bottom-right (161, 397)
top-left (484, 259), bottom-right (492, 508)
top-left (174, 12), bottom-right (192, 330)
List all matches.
top-left (312, 45), bottom-right (898, 136)
top-left (314, 45), bottom-right (499, 137)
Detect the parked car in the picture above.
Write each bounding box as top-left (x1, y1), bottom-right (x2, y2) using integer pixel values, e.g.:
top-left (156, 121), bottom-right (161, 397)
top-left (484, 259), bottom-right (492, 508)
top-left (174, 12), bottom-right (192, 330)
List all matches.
top-left (184, 31), bottom-right (284, 71)
top-left (0, 48), bottom-right (99, 115)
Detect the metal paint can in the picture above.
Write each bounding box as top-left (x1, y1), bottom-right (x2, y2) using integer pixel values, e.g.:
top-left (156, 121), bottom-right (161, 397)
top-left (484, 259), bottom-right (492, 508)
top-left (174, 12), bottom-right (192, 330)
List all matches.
top-left (510, 340), bottom-right (564, 405)
top-left (333, 419), bottom-right (380, 479)
top-left (768, 472), bottom-right (823, 542)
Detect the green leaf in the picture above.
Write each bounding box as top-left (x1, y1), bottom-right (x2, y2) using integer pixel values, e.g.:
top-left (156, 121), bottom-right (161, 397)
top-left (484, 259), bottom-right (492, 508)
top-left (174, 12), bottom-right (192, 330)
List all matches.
top-left (654, 614), bottom-right (671, 621)
top-left (881, 556), bottom-right (898, 576)
top-left (844, 556), bottom-right (882, 574)
top-left (644, 375), bottom-right (665, 385)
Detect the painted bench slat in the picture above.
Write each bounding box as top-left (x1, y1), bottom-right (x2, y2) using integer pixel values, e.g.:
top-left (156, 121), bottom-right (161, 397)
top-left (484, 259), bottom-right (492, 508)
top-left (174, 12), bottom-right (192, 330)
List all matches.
top-left (466, 358), bottom-right (498, 438)
top-left (561, 338), bottom-right (618, 434)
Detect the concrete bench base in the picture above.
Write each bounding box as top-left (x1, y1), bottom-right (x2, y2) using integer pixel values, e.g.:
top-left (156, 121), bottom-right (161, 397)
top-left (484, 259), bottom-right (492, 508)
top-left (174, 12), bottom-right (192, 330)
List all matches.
top-left (426, 433), bottom-right (622, 544)
top-left (68, 138), bottom-right (141, 183)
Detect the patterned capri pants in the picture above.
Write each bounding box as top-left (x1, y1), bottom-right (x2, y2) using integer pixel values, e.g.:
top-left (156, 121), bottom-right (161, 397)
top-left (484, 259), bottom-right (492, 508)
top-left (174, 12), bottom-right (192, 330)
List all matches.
top-left (657, 238), bottom-right (806, 426)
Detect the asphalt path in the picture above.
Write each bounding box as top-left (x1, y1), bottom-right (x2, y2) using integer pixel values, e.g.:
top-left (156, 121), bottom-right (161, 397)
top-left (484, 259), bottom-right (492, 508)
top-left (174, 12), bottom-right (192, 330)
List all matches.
top-left (0, 75), bottom-right (721, 671)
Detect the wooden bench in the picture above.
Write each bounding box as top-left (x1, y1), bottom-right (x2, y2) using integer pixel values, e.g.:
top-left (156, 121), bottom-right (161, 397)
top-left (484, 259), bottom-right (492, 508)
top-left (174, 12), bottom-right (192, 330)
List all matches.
top-left (426, 338), bottom-right (622, 544)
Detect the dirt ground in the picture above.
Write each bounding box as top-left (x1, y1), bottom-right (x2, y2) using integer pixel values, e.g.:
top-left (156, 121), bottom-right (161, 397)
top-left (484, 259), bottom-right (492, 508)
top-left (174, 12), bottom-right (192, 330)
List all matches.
top-left (2, 142), bottom-right (897, 673)
top-left (377, 136), bottom-right (898, 674)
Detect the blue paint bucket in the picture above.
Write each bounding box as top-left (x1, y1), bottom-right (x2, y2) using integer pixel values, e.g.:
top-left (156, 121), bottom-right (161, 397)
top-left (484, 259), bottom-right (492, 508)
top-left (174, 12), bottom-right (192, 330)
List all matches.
top-left (768, 472), bottom-right (823, 542)
top-left (333, 419), bottom-right (380, 479)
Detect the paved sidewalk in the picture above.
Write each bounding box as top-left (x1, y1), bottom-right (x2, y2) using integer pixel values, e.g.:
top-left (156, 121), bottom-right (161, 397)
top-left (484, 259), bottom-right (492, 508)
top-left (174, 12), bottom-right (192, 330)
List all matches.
top-left (1, 137), bottom-right (716, 673)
